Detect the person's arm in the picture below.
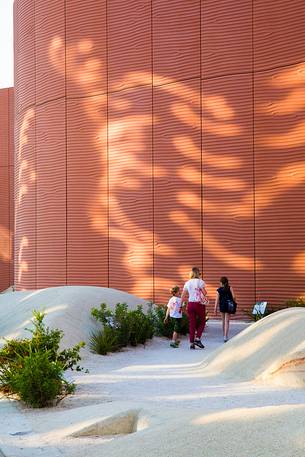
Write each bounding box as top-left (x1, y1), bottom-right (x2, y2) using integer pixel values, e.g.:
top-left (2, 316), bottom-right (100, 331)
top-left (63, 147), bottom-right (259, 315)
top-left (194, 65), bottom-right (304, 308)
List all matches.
top-left (180, 288), bottom-right (188, 305)
top-left (201, 279), bottom-right (207, 296)
top-left (164, 306), bottom-right (170, 323)
top-left (214, 291), bottom-right (219, 315)
top-left (230, 287), bottom-right (236, 301)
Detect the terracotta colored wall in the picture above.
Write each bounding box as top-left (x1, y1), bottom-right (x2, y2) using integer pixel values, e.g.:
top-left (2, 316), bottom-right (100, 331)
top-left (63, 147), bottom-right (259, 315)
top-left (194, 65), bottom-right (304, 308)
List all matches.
top-left (14, 0), bottom-right (305, 315)
top-left (0, 88), bottom-right (14, 291)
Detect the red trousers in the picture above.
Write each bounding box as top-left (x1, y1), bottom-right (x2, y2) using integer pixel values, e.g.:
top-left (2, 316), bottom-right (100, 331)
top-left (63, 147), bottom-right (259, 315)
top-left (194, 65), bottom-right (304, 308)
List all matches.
top-left (187, 302), bottom-right (206, 343)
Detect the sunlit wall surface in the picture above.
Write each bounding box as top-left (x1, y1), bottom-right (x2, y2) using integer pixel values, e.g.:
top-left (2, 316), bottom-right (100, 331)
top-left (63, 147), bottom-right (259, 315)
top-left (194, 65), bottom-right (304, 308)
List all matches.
top-left (14, 0), bottom-right (305, 313)
top-left (0, 88), bottom-right (14, 291)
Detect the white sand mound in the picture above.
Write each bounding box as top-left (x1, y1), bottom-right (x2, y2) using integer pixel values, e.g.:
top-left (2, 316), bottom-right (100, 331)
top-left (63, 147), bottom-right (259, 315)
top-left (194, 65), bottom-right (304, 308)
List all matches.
top-left (0, 286), bottom-right (147, 348)
top-left (202, 307), bottom-right (305, 386)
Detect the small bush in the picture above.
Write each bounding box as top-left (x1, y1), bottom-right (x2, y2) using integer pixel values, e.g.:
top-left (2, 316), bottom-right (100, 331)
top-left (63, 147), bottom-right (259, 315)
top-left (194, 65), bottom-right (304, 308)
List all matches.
top-left (89, 327), bottom-right (119, 355)
top-left (90, 303), bottom-right (154, 354)
top-left (243, 297), bottom-right (305, 321)
top-left (242, 307), bottom-right (276, 321)
top-left (0, 310), bottom-right (85, 407)
top-left (148, 304), bottom-right (189, 338)
top-left (285, 296), bottom-right (305, 308)
top-left (10, 351), bottom-right (69, 408)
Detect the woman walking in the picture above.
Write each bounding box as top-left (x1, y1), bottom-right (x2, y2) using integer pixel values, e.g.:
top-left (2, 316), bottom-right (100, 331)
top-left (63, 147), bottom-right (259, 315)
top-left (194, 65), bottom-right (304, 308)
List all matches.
top-left (181, 267), bottom-right (208, 350)
top-left (214, 276), bottom-right (237, 342)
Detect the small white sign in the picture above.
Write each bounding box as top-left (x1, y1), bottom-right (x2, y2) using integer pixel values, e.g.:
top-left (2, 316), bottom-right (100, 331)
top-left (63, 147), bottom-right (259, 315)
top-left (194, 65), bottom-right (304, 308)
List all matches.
top-left (252, 301), bottom-right (267, 315)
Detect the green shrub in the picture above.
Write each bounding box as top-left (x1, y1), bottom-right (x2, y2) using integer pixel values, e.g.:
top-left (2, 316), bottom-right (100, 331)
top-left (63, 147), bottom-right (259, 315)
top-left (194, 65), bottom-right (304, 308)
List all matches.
top-left (89, 327), bottom-right (120, 355)
top-left (243, 297), bottom-right (305, 321)
top-left (0, 310), bottom-right (85, 407)
top-left (147, 304), bottom-right (190, 338)
top-left (285, 296), bottom-right (305, 307)
top-left (90, 303), bottom-right (154, 354)
top-left (10, 351), bottom-right (73, 408)
top-left (242, 308), bottom-right (275, 321)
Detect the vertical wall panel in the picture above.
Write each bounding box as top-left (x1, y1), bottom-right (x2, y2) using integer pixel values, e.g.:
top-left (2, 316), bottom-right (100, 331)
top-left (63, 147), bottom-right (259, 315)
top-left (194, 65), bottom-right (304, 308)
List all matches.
top-left (255, 65), bottom-right (305, 305)
top-left (109, 86), bottom-right (153, 299)
top-left (0, 90), bottom-right (9, 167)
top-left (36, 100), bottom-right (66, 287)
top-left (0, 89), bottom-right (13, 291)
top-left (108, 0), bottom-right (151, 92)
top-left (14, 0), bottom-right (35, 114)
top-left (254, 0), bottom-right (305, 71)
top-left (202, 0), bottom-right (252, 78)
top-left (154, 79), bottom-right (201, 303)
top-left (15, 108), bottom-right (36, 289)
top-left (67, 96), bottom-right (108, 285)
top-left (0, 168), bottom-right (10, 289)
top-left (153, 0), bottom-right (200, 85)
top-left (8, 89), bottom-right (15, 286)
top-left (35, 0), bottom-right (65, 105)
top-left (202, 75), bottom-right (255, 312)
top-left (66, 0), bottom-right (107, 98)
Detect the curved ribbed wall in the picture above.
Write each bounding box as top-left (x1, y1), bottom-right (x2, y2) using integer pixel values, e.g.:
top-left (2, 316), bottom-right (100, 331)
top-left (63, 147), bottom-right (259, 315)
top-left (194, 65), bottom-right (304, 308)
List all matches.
top-left (0, 88), bottom-right (14, 291)
top-left (14, 0), bottom-right (305, 313)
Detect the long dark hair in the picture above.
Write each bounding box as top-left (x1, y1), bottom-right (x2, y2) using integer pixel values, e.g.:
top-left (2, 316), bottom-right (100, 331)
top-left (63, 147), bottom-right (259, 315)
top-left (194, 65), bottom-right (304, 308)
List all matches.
top-left (220, 276), bottom-right (230, 290)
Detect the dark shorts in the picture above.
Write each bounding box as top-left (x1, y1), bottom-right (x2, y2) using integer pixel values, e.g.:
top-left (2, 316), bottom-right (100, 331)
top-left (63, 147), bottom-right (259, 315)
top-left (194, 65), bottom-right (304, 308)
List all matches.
top-left (171, 317), bottom-right (182, 333)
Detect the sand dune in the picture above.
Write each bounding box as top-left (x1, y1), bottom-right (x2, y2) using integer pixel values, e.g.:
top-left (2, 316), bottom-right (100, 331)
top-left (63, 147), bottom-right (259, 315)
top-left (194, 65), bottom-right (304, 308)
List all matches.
top-left (202, 307), bottom-right (305, 387)
top-left (0, 286), bottom-right (146, 348)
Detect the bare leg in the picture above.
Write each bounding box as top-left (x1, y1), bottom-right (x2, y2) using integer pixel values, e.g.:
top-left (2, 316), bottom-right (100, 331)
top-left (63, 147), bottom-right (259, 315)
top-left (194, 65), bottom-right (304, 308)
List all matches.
top-left (172, 331), bottom-right (178, 342)
top-left (221, 312), bottom-right (225, 337)
top-left (224, 313), bottom-right (230, 339)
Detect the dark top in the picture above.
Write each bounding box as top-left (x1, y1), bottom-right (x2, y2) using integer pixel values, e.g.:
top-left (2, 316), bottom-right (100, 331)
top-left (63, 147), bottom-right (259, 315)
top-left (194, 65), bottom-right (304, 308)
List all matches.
top-left (217, 286), bottom-right (234, 313)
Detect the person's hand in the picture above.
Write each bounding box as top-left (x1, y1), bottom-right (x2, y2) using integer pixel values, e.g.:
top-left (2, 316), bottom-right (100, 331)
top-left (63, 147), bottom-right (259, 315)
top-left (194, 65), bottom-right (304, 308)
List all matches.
top-left (163, 318), bottom-right (168, 324)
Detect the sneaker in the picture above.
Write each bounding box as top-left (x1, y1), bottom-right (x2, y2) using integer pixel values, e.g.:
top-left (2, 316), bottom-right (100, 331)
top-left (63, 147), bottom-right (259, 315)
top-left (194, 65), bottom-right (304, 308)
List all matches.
top-left (176, 340), bottom-right (181, 345)
top-left (194, 339), bottom-right (205, 349)
top-left (224, 337), bottom-right (228, 343)
top-left (190, 343), bottom-right (196, 350)
top-left (170, 342), bottom-right (179, 348)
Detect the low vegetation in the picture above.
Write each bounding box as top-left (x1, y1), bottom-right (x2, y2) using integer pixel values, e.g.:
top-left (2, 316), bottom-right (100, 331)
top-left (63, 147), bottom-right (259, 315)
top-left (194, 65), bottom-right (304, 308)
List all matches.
top-left (285, 296), bottom-right (305, 308)
top-left (0, 310), bottom-right (86, 408)
top-left (245, 296), bottom-right (305, 321)
top-left (148, 304), bottom-right (190, 338)
top-left (90, 303), bottom-right (154, 355)
top-left (90, 302), bottom-right (210, 355)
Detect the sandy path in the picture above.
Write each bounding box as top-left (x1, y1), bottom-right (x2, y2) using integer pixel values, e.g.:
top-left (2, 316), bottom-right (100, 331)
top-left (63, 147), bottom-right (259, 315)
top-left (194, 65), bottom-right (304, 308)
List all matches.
top-left (1, 321), bottom-right (305, 457)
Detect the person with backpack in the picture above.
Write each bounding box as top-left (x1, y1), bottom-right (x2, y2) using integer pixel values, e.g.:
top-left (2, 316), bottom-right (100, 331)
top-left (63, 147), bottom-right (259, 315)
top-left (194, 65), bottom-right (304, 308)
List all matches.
top-left (214, 276), bottom-right (237, 342)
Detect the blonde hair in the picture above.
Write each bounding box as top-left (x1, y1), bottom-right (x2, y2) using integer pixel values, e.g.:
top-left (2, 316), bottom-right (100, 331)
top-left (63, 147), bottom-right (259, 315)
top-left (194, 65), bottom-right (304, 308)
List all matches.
top-left (189, 267), bottom-right (201, 279)
top-left (170, 285), bottom-right (180, 296)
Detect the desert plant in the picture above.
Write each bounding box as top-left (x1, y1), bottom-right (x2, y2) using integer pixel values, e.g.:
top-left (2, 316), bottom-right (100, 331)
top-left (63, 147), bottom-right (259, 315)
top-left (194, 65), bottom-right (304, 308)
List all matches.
top-left (89, 326), bottom-right (120, 355)
top-left (90, 303), bottom-right (154, 354)
top-left (285, 296), bottom-right (305, 308)
top-left (10, 350), bottom-right (74, 408)
top-left (242, 308), bottom-right (274, 321)
top-left (0, 310), bottom-right (85, 407)
top-left (148, 304), bottom-right (190, 338)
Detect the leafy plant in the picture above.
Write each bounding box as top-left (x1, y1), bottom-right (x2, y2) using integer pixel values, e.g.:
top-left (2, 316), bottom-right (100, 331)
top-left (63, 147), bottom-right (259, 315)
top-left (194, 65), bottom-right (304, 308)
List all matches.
top-left (148, 304), bottom-right (189, 338)
top-left (89, 326), bottom-right (119, 355)
top-left (242, 308), bottom-right (275, 321)
top-left (0, 310), bottom-right (85, 407)
top-left (90, 302), bottom-right (154, 354)
top-left (10, 351), bottom-right (73, 408)
top-left (285, 296), bottom-right (305, 308)
top-left (243, 296), bottom-right (305, 321)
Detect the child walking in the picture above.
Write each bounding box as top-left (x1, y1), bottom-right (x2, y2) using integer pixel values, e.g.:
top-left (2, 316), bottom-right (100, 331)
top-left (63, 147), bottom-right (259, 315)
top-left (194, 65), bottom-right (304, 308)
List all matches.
top-left (164, 286), bottom-right (183, 348)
